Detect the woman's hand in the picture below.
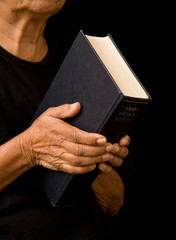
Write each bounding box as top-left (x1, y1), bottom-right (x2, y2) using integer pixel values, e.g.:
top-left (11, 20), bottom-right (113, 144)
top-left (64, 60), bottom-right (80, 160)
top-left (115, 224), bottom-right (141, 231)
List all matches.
top-left (91, 135), bottom-right (130, 216)
top-left (91, 169), bottom-right (125, 216)
top-left (98, 135), bottom-right (130, 173)
top-left (22, 102), bottom-right (112, 175)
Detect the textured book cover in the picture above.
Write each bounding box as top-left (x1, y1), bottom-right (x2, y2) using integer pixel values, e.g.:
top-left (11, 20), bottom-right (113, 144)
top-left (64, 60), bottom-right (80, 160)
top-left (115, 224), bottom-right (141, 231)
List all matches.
top-left (31, 30), bottom-right (152, 207)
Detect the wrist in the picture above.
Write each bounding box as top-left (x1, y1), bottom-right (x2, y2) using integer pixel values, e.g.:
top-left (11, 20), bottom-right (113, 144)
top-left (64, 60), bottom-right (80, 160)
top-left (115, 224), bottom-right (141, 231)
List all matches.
top-left (18, 129), bottom-right (35, 169)
top-left (0, 131), bottom-right (34, 190)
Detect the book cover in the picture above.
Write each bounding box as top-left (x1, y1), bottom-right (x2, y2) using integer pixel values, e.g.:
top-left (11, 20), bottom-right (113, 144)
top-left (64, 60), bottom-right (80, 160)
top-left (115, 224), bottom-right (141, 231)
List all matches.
top-left (31, 30), bottom-right (152, 207)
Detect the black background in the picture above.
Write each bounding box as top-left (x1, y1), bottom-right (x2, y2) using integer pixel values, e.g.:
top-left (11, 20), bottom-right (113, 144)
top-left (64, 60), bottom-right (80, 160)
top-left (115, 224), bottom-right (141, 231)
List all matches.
top-left (45, 0), bottom-right (170, 238)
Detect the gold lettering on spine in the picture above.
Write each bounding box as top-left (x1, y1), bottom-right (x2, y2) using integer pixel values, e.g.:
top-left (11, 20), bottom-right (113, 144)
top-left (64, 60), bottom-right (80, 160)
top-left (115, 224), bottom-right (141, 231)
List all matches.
top-left (114, 106), bottom-right (139, 122)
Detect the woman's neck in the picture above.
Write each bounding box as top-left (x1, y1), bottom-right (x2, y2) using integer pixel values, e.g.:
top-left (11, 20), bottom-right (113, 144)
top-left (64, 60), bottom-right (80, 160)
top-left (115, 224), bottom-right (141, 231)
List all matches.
top-left (0, 6), bottom-right (48, 62)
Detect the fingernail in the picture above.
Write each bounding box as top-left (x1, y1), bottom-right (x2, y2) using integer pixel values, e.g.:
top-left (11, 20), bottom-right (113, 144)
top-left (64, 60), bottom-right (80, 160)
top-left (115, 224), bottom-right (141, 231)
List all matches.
top-left (101, 163), bottom-right (107, 169)
top-left (102, 153), bottom-right (114, 161)
top-left (115, 145), bottom-right (120, 152)
top-left (106, 145), bottom-right (113, 152)
top-left (123, 139), bottom-right (129, 145)
top-left (96, 138), bottom-right (106, 145)
top-left (70, 102), bottom-right (79, 109)
top-left (90, 164), bottom-right (96, 170)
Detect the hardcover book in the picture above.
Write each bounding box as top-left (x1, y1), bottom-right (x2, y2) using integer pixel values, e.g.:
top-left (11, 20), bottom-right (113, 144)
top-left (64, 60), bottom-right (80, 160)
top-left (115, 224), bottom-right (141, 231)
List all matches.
top-left (31, 30), bottom-right (152, 207)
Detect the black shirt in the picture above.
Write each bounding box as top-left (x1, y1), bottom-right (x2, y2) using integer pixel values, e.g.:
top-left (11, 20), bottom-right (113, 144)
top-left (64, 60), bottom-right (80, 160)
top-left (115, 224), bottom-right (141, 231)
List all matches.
top-left (0, 41), bottom-right (61, 144)
top-left (0, 42), bottom-right (116, 240)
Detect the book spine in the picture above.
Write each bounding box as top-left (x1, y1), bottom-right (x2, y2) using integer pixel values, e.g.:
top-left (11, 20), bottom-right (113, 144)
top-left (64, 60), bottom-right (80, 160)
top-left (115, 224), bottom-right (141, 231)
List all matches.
top-left (99, 98), bottom-right (149, 143)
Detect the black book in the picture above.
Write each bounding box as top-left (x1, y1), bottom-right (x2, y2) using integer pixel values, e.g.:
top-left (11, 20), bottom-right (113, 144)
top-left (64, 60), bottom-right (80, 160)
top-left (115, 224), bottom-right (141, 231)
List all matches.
top-left (31, 30), bottom-right (152, 207)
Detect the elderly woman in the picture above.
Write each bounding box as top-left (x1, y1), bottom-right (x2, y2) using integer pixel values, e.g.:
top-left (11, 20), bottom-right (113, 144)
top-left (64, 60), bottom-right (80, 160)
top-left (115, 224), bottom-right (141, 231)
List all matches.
top-left (0, 1), bottom-right (130, 239)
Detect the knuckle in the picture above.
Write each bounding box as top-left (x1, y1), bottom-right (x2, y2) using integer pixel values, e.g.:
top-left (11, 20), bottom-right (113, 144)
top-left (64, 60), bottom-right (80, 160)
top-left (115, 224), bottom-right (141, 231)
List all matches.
top-left (72, 155), bottom-right (81, 166)
top-left (74, 144), bottom-right (84, 156)
top-left (72, 130), bottom-right (79, 143)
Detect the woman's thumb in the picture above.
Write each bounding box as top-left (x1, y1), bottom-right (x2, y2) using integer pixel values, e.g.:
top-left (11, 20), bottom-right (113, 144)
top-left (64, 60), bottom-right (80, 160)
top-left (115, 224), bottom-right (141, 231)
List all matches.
top-left (46, 102), bottom-right (81, 119)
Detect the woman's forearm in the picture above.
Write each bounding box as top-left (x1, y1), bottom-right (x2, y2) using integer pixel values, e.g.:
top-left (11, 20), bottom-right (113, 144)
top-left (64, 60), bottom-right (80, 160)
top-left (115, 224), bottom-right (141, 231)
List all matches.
top-left (0, 132), bottom-right (33, 191)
